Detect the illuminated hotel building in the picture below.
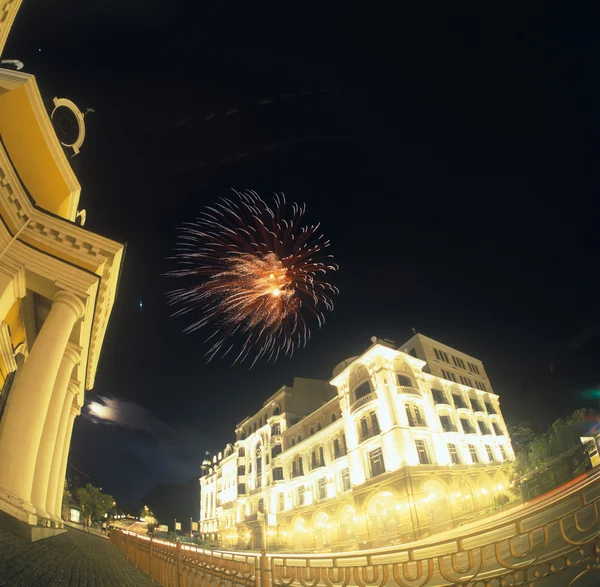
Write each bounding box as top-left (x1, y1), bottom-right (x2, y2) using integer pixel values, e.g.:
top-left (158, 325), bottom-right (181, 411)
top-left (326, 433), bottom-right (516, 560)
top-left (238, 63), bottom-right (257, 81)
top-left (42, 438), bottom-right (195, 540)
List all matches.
top-left (200, 334), bottom-right (515, 551)
top-left (0, 4), bottom-right (124, 540)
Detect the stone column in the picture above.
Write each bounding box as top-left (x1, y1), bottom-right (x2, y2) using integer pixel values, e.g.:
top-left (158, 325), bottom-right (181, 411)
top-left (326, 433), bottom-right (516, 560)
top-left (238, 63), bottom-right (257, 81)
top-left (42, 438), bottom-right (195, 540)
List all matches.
top-left (0, 290), bottom-right (85, 523)
top-left (52, 395), bottom-right (80, 521)
top-left (31, 346), bottom-right (80, 522)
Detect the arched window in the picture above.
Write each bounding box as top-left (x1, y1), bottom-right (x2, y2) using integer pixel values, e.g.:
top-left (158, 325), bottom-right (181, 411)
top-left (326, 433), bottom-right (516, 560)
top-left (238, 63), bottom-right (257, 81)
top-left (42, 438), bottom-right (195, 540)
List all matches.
top-left (309, 427), bottom-right (315, 436)
top-left (397, 374), bottom-right (413, 387)
top-left (317, 422), bottom-right (322, 431)
top-left (331, 413), bottom-right (337, 423)
top-left (273, 405), bottom-right (281, 416)
top-left (354, 381), bottom-right (371, 401)
top-left (259, 418), bottom-right (263, 428)
top-left (291, 438), bottom-right (296, 447)
top-left (297, 435), bottom-right (302, 444)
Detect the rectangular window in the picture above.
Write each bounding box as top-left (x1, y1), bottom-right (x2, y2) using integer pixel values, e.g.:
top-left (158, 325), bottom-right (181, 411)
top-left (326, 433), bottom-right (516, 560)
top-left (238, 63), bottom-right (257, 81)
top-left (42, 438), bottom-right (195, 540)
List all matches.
top-left (478, 420), bottom-right (490, 435)
top-left (238, 447), bottom-right (245, 457)
top-left (360, 417), bottom-right (369, 438)
top-left (459, 375), bottom-right (466, 385)
top-left (278, 492), bottom-right (285, 511)
top-left (272, 467), bottom-right (284, 481)
top-left (340, 468), bottom-right (351, 492)
top-left (317, 477), bottom-right (327, 500)
top-left (434, 348), bottom-right (441, 360)
top-left (485, 402), bottom-right (497, 414)
top-left (453, 393), bottom-right (467, 409)
top-left (448, 443), bottom-right (461, 464)
top-left (371, 412), bottom-right (381, 435)
top-left (297, 486), bottom-right (305, 506)
top-left (431, 388), bottom-right (447, 404)
top-left (415, 439), bottom-right (431, 464)
top-left (442, 351), bottom-right (449, 363)
top-left (485, 445), bottom-right (495, 462)
top-left (271, 423), bottom-right (281, 435)
top-left (440, 414), bottom-right (455, 432)
top-left (368, 448), bottom-right (386, 477)
top-left (406, 404), bottom-right (426, 427)
top-left (469, 444), bottom-right (479, 464)
top-left (237, 465), bottom-right (245, 476)
top-left (492, 422), bottom-right (504, 436)
top-left (499, 445), bottom-right (508, 460)
top-left (452, 356), bottom-right (459, 367)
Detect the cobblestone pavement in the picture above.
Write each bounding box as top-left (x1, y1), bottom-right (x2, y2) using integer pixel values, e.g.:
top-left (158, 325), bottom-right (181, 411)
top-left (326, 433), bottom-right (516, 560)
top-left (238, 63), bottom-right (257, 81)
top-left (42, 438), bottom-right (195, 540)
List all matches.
top-left (0, 525), bottom-right (155, 586)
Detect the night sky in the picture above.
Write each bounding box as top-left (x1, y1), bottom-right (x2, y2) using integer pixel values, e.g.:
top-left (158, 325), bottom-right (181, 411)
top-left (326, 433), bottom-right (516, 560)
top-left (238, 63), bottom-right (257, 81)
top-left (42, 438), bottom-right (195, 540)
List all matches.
top-left (4, 2), bottom-right (599, 504)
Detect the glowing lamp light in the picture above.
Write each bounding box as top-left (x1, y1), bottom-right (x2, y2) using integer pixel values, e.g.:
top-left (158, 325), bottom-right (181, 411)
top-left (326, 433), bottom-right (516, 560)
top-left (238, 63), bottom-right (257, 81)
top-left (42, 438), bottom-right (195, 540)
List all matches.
top-left (481, 488), bottom-right (488, 495)
top-left (497, 484), bottom-right (504, 491)
top-left (455, 492), bottom-right (462, 498)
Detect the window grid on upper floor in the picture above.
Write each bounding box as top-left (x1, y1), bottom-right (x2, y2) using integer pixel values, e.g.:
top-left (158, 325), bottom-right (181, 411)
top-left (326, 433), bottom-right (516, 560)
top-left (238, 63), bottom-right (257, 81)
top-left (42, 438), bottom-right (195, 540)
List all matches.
top-left (405, 403), bottom-right (425, 427)
top-left (485, 445), bottom-right (495, 462)
top-left (499, 445), bottom-right (508, 460)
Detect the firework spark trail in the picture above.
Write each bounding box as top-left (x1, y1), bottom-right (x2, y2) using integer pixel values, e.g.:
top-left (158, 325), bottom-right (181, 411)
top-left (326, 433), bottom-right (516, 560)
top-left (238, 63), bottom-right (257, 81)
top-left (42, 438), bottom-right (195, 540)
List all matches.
top-left (167, 190), bottom-right (338, 365)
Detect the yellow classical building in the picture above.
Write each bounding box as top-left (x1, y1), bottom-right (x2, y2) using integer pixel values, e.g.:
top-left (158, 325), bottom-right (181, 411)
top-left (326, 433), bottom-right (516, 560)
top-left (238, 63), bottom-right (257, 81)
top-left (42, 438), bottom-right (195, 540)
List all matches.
top-left (200, 335), bottom-right (515, 551)
top-left (0, 2), bottom-right (124, 539)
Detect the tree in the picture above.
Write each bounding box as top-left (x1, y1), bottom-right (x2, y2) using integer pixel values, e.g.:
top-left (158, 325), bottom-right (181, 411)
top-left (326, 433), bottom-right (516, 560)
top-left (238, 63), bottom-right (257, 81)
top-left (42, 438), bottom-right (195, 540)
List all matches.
top-left (75, 483), bottom-right (114, 524)
top-left (511, 409), bottom-right (596, 478)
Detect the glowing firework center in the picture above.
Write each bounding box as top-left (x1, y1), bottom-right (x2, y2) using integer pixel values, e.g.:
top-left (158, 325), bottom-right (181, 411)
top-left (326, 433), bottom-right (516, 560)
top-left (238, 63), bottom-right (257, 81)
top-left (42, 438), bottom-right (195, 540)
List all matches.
top-left (200, 334), bottom-right (515, 551)
top-left (168, 191), bottom-right (338, 364)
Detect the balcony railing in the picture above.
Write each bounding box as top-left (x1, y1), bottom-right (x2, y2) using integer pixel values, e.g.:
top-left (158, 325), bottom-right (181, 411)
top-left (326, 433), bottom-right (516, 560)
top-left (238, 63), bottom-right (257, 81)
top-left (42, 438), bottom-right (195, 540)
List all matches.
top-left (350, 392), bottom-right (376, 414)
top-left (398, 386), bottom-right (421, 396)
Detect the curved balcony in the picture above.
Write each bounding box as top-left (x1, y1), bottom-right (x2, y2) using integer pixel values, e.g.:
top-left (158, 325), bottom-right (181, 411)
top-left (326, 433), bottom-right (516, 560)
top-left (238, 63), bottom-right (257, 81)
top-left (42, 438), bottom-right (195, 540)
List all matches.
top-left (350, 392), bottom-right (377, 414)
top-left (397, 386), bottom-right (421, 397)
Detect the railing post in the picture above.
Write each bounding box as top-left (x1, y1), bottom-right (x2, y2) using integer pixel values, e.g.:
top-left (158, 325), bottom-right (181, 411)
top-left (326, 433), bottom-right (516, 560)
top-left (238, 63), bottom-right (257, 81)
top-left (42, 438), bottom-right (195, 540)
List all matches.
top-left (176, 539), bottom-right (183, 587)
top-left (260, 551), bottom-right (271, 587)
top-left (148, 537), bottom-right (153, 582)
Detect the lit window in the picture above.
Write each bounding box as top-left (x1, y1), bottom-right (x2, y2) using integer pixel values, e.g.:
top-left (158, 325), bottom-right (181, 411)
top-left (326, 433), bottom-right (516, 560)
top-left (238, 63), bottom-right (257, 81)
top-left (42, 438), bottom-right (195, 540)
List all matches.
top-left (469, 444), bottom-right (479, 464)
top-left (317, 477), bottom-right (327, 500)
top-left (340, 468), bottom-right (351, 492)
top-left (368, 448), bottom-right (386, 477)
top-left (414, 439), bottom-right (431, 464)
top-left (485, 445), bottom-right (495, 462)
top-left (448, 443), bottom-right (461, 464)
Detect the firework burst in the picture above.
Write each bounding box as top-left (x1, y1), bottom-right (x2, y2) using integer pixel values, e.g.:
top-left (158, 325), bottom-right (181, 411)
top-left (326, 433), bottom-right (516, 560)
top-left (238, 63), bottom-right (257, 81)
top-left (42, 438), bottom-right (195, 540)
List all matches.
top-left (167, 190), bottom-right (339, 365)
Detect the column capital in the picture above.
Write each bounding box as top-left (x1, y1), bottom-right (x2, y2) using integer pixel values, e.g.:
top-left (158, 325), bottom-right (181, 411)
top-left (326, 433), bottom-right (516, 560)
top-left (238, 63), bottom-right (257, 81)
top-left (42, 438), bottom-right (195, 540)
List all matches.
top-left (63, 343), bottom-right (82, 367)
top-left (54, 290), bottom-right (85, 320)
top-left (70, 405), bottom-right (81, 417)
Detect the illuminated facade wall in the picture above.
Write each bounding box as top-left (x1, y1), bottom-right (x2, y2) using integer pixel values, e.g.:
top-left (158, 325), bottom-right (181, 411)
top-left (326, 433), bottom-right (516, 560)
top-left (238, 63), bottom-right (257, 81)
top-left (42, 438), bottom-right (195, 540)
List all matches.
top-left (200, 337), bottom-right (515, 550)
top-left (0, 6), bottom-right (124, 540)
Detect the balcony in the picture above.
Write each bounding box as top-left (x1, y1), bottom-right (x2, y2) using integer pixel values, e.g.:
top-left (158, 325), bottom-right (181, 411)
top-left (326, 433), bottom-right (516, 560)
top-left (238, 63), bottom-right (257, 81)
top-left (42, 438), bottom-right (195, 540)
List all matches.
top-left (310, 460), bottom-right (326, 472)
top-left (398, 386), bottom-right (421, 397)
top-left (441, 423), bottom-right (458, 433)
top-left (471, 402), bottom-right (485, 414)
top-left (291, 469), bottom-right (305, 479)
top-left (350, 392), bottom-right (376, 414)
top-left (486, 405), bottom-right (498, 415)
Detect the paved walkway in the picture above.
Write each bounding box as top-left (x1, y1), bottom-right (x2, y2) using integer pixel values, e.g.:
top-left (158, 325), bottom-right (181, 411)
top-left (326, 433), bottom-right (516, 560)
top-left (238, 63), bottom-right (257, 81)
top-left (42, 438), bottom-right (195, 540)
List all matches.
top-left (0, 525), bottom-right (155, 586)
